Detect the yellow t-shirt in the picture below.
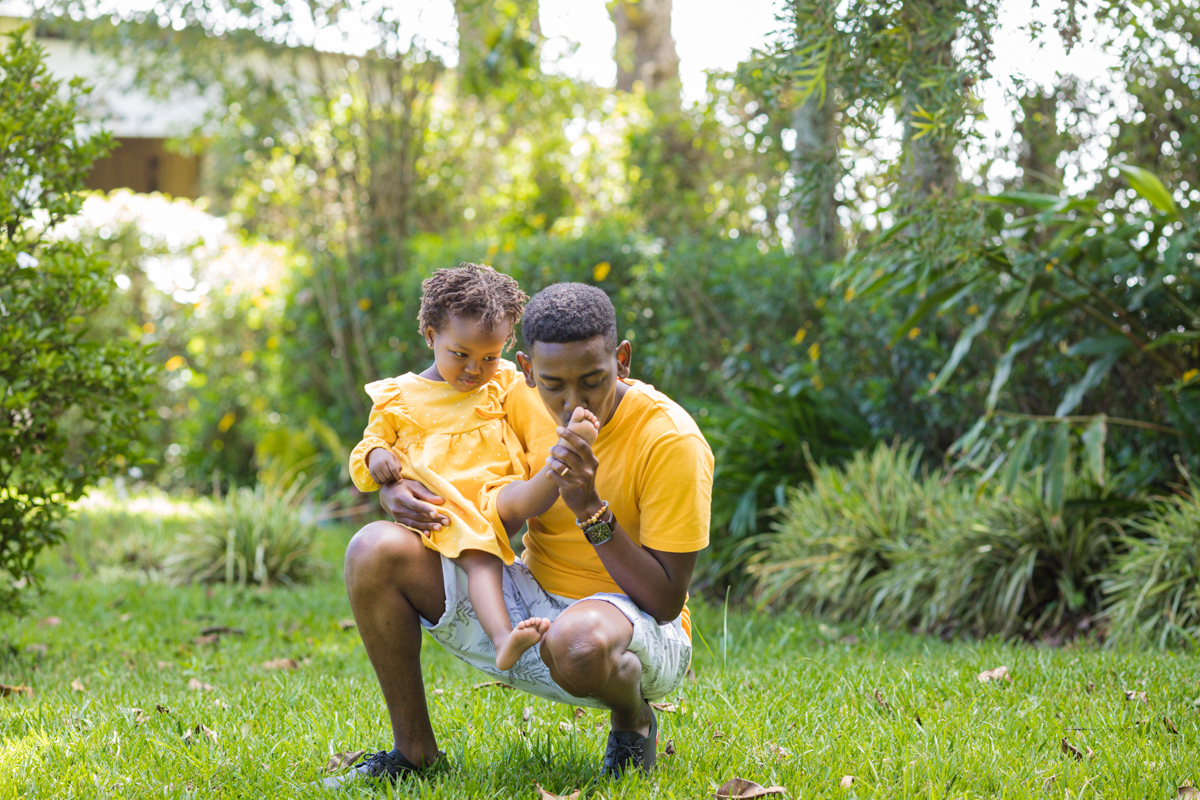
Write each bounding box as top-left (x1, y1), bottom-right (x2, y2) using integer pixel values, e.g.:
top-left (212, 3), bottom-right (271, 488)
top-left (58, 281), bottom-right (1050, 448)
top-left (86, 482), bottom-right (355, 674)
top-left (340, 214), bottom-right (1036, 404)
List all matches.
top-left (349, 360), bottom-right (525, 564)
top-left (488, 378), bottom-right (714, 638)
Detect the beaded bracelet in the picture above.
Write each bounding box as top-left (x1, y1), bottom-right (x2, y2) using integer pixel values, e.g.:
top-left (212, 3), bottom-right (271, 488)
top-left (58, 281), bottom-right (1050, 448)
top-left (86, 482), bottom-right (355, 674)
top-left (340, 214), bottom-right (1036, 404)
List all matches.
top-left (574, 500), bottom-right (610, 529)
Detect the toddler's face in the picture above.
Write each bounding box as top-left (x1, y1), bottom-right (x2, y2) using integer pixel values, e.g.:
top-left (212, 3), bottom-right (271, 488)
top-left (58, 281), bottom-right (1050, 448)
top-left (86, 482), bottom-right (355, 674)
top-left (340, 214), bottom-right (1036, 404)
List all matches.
top-left (425, 313), bottom-right (510, 392)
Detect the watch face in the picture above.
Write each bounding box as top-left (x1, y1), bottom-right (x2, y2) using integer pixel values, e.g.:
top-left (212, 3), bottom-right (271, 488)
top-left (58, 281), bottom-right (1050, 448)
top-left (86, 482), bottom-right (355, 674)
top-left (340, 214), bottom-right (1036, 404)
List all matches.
top-left (584, 521), bottom-right (614, 545)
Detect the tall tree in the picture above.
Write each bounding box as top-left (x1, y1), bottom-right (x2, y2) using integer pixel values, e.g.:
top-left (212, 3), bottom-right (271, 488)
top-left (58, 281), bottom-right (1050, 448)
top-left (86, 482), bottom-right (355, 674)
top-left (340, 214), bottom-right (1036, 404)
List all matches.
top-left (608, 0), bottom-right (680, 103)
top-left (454, 0), bottom-right (542, 96)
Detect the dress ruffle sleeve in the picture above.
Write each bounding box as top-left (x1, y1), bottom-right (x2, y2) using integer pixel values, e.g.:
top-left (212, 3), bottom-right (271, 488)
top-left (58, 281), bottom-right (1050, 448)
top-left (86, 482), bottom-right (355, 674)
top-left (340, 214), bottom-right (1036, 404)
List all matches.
top-left (349, 378), bottom-right (425, 492)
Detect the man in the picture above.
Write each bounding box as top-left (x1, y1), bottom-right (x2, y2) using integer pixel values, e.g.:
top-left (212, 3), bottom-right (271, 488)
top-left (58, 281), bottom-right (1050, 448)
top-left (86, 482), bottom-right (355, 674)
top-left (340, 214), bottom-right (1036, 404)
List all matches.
top-left (330, 283), bottom-right (713, 786)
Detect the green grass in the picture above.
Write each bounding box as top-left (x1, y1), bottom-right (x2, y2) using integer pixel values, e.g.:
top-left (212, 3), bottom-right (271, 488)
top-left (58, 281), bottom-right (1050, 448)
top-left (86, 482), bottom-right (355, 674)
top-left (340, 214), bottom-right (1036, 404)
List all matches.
top-left (3, 522), bottom-right (1200, 798)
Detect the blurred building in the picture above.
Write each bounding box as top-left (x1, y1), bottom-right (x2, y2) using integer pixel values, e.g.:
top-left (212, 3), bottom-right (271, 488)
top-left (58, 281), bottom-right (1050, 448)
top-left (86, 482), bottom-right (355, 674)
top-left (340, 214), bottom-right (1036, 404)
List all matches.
top-left (1, 3), bottom-right (209, 199)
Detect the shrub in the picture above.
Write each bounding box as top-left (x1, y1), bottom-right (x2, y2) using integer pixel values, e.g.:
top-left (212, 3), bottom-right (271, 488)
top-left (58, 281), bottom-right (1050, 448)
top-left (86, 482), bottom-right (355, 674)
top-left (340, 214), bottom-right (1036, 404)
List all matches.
top-left (166, 462), bottom-right (326, 586)
top-left (0, 29), bottom-right (155, 613)
top-left (697, 370), bottom-right (871, 594)
top-left (753, 441), bottom-right (1133, 640)
top-left (58, 491), bottom-right (196, 583)
top-left (1103, 466), bottom-right (1200, 648)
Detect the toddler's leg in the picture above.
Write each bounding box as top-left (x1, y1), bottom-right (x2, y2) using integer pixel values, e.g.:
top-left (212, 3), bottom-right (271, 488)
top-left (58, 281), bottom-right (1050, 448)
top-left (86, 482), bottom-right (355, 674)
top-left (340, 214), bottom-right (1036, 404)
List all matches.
top-left (454, 550), bottom-right (550, 671)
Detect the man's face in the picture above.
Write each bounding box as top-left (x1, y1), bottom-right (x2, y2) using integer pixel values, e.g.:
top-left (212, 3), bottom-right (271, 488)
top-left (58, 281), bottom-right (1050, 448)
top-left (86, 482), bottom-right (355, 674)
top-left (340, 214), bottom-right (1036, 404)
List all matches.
top-left (517, 336), bottom-right (632, 427)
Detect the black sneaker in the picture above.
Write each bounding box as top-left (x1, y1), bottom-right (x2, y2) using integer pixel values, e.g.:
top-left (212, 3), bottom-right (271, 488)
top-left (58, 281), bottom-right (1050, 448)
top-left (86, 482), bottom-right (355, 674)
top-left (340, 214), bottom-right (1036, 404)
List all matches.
top-left (318, 748), bottom-right (444, 789)
top-left (602, 707), bottom-right (657, 777)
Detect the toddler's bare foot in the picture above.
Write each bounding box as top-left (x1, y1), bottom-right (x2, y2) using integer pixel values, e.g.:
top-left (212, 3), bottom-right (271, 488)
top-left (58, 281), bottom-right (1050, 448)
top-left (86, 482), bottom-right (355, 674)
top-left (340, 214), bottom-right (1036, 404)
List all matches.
top-left (495, 617), bottom-right (550, 670)
top-left (565, 406), bottom-right (600, 446)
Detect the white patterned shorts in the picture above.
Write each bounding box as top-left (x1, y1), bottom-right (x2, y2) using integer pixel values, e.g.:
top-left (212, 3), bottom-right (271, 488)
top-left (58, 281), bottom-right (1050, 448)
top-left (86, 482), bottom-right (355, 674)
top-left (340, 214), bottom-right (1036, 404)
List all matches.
top-left (420, 555), bottom-right (692, 708)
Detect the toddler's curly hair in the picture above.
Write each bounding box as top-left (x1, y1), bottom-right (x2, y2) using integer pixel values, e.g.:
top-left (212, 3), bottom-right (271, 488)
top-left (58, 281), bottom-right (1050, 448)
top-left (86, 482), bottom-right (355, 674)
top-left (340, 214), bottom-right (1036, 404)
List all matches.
top-left (417, 263), bottom-right (528, 348)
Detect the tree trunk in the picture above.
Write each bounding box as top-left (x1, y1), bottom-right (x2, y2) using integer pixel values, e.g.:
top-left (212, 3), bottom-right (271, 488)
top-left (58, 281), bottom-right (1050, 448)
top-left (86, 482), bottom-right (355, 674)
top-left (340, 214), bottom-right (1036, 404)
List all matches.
top-left (789, 89), bottom-right (840, 261)
top-left (900, 1), bottom-right (958, 200)
top-left (608, 0), bottom-right (680, 103)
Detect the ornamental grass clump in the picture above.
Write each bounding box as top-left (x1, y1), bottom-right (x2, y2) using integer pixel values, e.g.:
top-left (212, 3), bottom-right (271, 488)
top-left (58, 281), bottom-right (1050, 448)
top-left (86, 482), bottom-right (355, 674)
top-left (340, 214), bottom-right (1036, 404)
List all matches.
top-left (1103, 465), bottom-right (1200, 649)
top-left (167, 463), bottom-right (326, 587)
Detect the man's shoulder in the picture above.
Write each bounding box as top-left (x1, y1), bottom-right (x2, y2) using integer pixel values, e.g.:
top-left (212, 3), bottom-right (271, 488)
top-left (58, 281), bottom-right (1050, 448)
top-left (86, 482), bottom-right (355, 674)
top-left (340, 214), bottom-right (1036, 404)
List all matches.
top-left (619, 381), bottom-right (710, 451)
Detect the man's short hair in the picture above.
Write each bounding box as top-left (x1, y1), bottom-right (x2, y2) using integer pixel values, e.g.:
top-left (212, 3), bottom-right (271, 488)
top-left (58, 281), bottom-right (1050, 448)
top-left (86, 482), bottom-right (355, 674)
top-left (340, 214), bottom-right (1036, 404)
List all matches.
top-left (417, 263), bottom-right (528, 349)
top-left (522, 283), bottom-right (618, 351)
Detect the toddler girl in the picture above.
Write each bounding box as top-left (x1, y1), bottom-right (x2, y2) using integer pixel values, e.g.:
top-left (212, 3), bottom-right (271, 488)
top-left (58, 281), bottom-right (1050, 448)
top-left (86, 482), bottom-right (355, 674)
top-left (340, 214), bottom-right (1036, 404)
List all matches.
top-left (349, 264), bottom-right (598, 670)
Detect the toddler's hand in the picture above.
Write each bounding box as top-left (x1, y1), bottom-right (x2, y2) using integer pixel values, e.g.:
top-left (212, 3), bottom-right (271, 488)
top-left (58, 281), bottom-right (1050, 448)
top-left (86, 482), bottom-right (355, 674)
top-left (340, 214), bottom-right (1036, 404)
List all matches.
top-left (367, 448), bottom-right (403, 485)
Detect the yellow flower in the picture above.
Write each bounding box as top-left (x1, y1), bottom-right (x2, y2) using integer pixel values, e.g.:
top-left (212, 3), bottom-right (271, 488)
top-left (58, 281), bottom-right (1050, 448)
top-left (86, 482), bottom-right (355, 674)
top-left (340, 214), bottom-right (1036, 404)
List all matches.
top-left (814, 298), bottom-right (826, 309)
top-left (1184, 368), bottom-right (1199, 383)
top-left (593, 261), bottom-right (611, 282)
top-left (143, 322), bottom-right (156, 334)
top-left (812, 374), bottom-right (824, 391)
top-left (927, 372), bottom-right (936, 382)
top-left (358, 297), bottom-right (371, 311)
top-left (164, 355), bottom-right (184, 372)
top-left (1045, 262), bottom-right (1054, 272)
top-left (908, 327), bottom-right (921, 340)
top-left (792, 328), bottom-right (807, 345)
top-left (967, 304), bottom-right (978, 315)
top-left (808, 342), bottom-right (821, 362)
top-left (844, 286), bottom-right (856, 302)
top-left (217, 411), bottom-right (237, 432)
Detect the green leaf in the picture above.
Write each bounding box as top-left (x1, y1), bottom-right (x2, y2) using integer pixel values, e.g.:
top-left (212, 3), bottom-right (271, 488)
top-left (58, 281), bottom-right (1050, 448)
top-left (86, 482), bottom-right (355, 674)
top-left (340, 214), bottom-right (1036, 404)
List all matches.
top-left (1116, 164), bottom-right (1179, 217)
top-left (929, 305), bottom-right (996, 395)
top-left (987, 332), bottom-right (1040, 413)
top-left (1045, 421), bottom-right (1070, 514)
top-left (1003, 424), bottom-right (1037, 496)
top-left (1081, 415), bottom-right (1107, 487)
top-left (1067, 334), bottom-right (1132, 357)
top-left (1055, 348), bottom-right (1126, 417)
top-left (976, 192), bottom-right (1067, 210)
top-left (889, 280), bottom-right (969, 347)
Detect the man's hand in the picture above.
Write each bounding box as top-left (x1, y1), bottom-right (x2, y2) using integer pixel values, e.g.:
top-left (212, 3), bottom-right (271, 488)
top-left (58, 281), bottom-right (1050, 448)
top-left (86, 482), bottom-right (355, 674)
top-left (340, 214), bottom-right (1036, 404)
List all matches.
top-left (545, 423), bottom-right (604, 522)
top-left (379, 479), bottom-right (449, 532)
top-left (367, 448), bottom-right (404, 485)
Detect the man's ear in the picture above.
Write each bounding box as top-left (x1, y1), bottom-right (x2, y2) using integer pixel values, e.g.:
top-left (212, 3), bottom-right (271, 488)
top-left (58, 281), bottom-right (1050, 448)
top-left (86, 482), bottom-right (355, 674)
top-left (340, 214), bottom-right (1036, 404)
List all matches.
top-left (615, 340), bottom-right (632, 379)
top-left (515, 351), bottom-right (536, 387)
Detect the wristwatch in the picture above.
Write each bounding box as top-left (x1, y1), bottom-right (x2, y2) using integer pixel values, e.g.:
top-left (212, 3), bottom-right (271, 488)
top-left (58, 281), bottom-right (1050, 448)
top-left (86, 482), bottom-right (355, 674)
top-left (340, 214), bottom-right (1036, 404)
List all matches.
top-left (583, 509), bottom-right (615, 546)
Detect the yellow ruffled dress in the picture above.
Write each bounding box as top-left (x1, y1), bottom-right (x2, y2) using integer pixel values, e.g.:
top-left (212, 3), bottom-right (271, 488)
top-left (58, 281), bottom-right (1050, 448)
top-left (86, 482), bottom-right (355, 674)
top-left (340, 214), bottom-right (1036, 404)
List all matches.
top-left (349, 360), bottom-right (525, 564)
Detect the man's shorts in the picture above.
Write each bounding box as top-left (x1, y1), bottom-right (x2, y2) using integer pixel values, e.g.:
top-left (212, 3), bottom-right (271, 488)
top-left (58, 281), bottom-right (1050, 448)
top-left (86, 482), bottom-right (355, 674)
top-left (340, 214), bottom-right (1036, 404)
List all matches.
top-left (420, 555), bottom-right (692, 708)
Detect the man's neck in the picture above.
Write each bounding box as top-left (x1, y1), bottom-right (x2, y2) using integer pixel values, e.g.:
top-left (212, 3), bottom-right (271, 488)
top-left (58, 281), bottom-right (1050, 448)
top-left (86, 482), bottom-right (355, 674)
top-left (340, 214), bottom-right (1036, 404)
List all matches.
top-left (603, 380), bottom-right (631, 427)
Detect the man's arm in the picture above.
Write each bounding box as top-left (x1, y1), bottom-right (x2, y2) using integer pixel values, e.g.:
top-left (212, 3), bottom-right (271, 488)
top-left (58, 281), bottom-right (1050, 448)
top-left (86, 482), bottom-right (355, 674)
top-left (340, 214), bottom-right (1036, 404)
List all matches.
top-left (544, 427), bottom-right (700, 624)
top-left (379, 480), bottom-right (449, 531)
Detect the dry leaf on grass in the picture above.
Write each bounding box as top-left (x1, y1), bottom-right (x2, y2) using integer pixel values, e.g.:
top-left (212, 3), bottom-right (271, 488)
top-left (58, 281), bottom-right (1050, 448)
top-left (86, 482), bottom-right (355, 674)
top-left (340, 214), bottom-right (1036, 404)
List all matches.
top-left (522, 707), bottom-right (532, 722)
top-left (199, 626), bottom-right (244, 636)
top-left (68, 717), bottom-right (92, 732)
top-left (574, 707), bottom-right (586, 720)
top-left (1060, 738), bottom-right (1094, 760)
top-left (534, 783), bottom-right (581, 800)
top-left (325, 750), bottom-right (366, 773)
top-left (156, 704), bottom-right (171, 714)
top-left (1, 684), bottom-right (34, 698)
top-left (1124, 689), bottom-right (1149, 706)
top-left (472, 680), bottom-right (513, 690)
top-left (157, 661), bottom-right (174, 671)
top-left (664, 739), bottom-right (676, 756)
top-left (338, 619), bottom-right (357, 631)
top-left (977, 666), bottom-right (1011, 683)
top-left (713, 777), bottom-right (786, 798)
top-left (558, 721), bottom-right (576, 734)
top-left (765, 742), bottom-right (792, 760)
top-left (873, 689), bottom-right (891, 712)
top-left (25, 643), bottom-right (48, 656)
top-left (711, 727), bottom-right (725, 742)
top-left (187, 678), bottom-right (215, 692)
top-left (70, 679), bottom-right (86, 693)
top-left (262, 658), bottom-right (299, 671)
top-left (192, 634), bottom-right (220, 646)
top-left (119, 613), bottom-right (132, 623)
top-left (1165, 715), bottom-right (1179, 734)
top-left (840, 775), bottom-right (855, 789)
top-left (432, 688), bottom-right (445, 697)
top-left (120, 707), bottom-right (149, 726)
top-left (39, 616), bottom-right (62, 627)
top-left (182, 724), bottom-right (218, 745)
top-left (650, 702), bottom-right (677, 713)
top-left (1178, 786), bottom-right (1200, 798)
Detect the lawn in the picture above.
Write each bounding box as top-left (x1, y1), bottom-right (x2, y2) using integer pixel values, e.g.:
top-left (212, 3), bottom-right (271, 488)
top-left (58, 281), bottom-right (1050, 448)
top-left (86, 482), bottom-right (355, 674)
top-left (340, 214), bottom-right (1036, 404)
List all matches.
top-left (2, 519), bottom-right (1199, 799)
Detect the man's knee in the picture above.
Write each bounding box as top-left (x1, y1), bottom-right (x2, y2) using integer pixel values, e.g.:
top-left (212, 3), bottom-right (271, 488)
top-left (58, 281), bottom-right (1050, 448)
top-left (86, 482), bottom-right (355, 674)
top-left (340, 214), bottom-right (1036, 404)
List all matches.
top-left (344, 521), bottom-right (423, 586)
top-left (541, 607), bottom-right (624, 696)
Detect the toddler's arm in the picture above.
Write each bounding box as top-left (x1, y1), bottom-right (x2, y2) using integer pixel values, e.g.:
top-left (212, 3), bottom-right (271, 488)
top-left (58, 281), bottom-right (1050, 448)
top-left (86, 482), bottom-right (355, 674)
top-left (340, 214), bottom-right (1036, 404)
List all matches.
top-left (494, 407), bottom-right (599, 535)
top-left (367, 448), bottom-right (403, 485)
